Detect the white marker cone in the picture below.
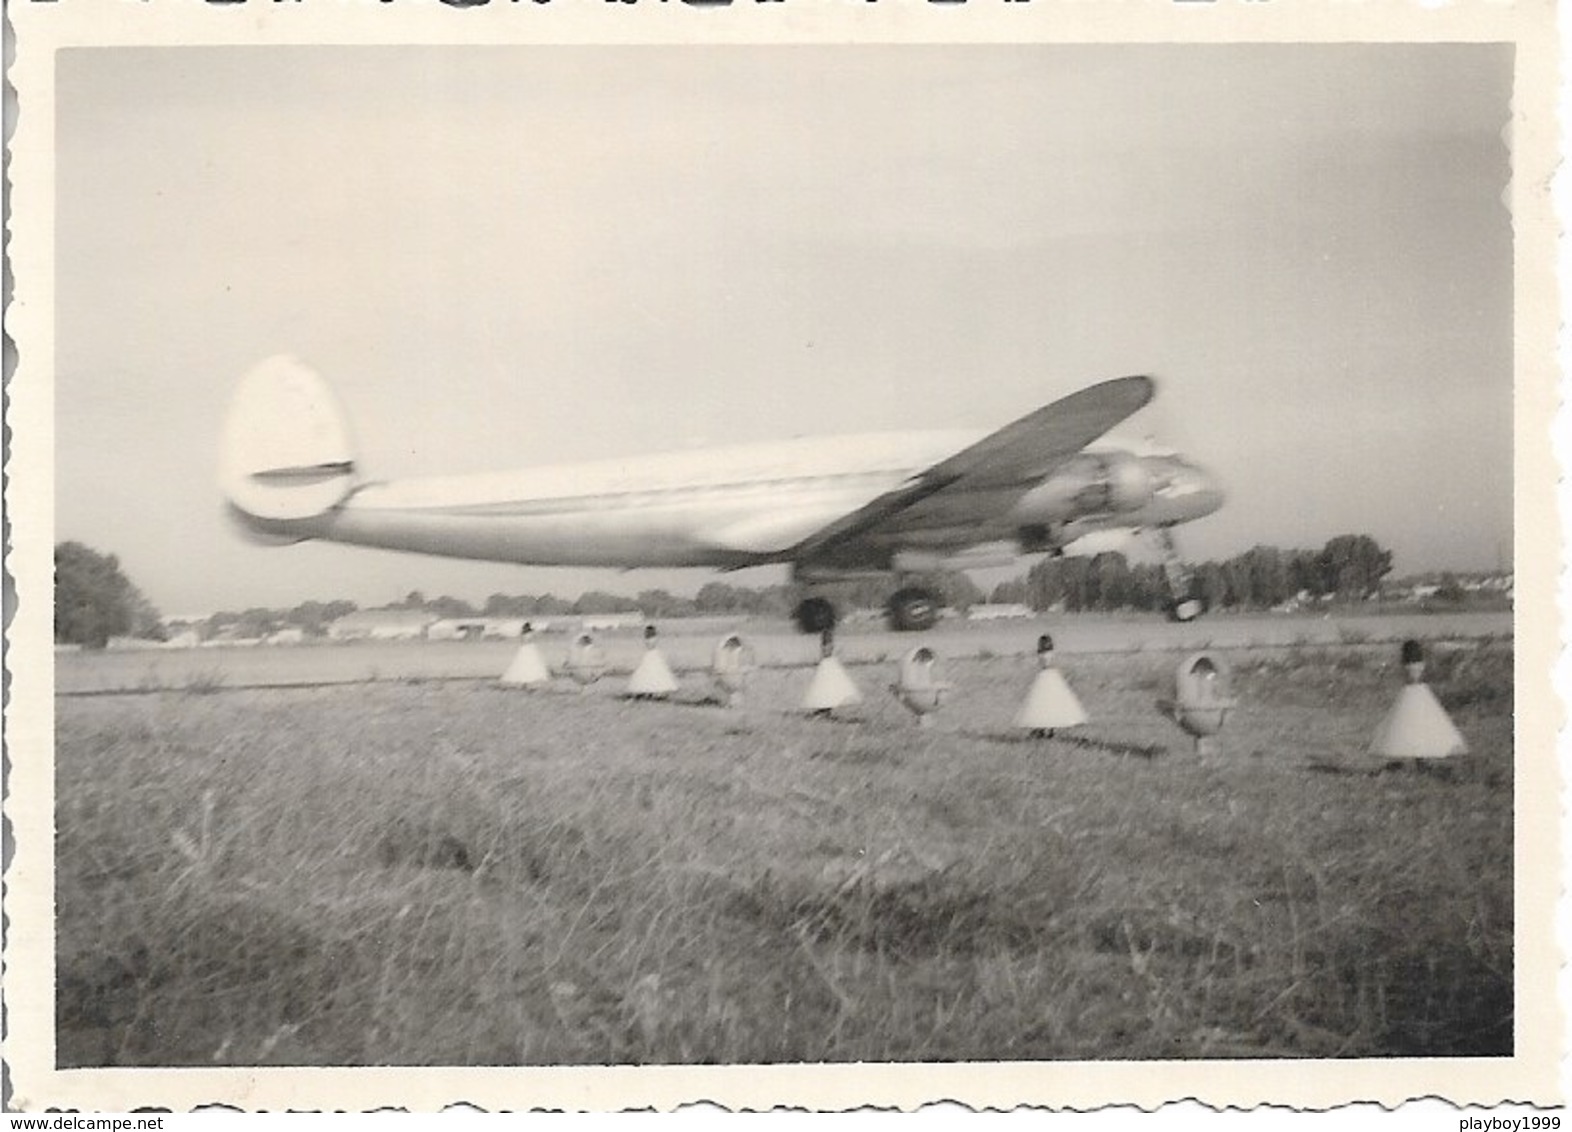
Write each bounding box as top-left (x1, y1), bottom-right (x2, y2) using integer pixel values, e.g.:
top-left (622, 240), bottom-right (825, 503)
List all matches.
top-left (1369, 683), bottom-right (1467, 759)
top-left (711, 635), bottom-right (754, 708)
top-left (893, 647), bottom-right (950, 724)
top-left (566, 634), bottom-right (607, 689)
top-left (500, 641), bottom-right (551, 688)
top-left (627, 648), bottom-right (680, 698)
top-left (1013, 667), bottom-right (1088, 731)
top-left (803, 656), bottom-right (862, 712)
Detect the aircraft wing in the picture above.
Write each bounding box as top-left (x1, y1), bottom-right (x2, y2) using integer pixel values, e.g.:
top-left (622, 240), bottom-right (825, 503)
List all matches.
top-left (790, 375), bottom-right (1156, 562)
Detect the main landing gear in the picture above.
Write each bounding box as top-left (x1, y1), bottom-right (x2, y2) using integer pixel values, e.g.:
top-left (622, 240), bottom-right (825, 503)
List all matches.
top-left (885, 586), bottom-right (941, 633)
top-left (792, 585), bottom-right (945, 634)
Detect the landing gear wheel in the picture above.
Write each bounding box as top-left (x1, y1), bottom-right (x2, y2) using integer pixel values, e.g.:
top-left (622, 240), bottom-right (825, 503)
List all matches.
top-left (886, 587), bottom-right (941, 632)
top-left (794, 597), bottom-right (839, 635)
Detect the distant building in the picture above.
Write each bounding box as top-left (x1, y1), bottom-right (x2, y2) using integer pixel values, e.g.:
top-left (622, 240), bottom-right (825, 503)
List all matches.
top-left (162, 614), bottom-right (210, 643)
top-left (968, 603), bottom-right (1034, 621)
top-left (428, 617), bottom-right (529, 641)
top-left (1467, 573), bottom-right (1514, 595)
top-left (201, 636), bottom-right (262, 648)
top-left (580, 612), bottom-right (647, 632)
top-left (163, 613), bottom-right (211, 629)
top-left (105, 636), bottom-right (161, 651)
top-left (327, 609), bottom-right (437, 641)
top-left (266, 627), bottom-right (307, 646)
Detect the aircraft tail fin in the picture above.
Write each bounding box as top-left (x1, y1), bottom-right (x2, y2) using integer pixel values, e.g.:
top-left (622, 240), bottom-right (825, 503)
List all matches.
top-left (220, 356), bottom-right (359, 538)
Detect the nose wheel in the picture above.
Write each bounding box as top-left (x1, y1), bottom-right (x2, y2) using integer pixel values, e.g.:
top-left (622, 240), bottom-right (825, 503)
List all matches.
top-left (1154, 528), bottom-right (1207, 622)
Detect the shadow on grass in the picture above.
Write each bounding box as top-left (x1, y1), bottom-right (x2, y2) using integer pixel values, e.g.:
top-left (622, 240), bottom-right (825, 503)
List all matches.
top-left (730, 867), bottom-right (1050, 960)
top-left (962, 729), bottom-right (1167, 760)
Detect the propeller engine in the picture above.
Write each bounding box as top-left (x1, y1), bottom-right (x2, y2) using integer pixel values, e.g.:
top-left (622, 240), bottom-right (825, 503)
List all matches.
top-left (1011, 451), bottom-right (1155, 525)
top-left (1086, 451), bottom-right (1155, 513)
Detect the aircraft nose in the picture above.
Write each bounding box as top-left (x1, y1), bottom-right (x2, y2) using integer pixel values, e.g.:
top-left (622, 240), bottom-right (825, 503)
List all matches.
top-left (1185, 464), bottom-right (1225, 518)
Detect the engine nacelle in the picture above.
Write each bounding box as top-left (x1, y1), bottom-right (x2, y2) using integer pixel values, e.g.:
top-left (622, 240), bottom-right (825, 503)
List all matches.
top-left (1098, 451), bottom-right (1155, 513)
top-left (1010, 451), bottom-right (1154, 525)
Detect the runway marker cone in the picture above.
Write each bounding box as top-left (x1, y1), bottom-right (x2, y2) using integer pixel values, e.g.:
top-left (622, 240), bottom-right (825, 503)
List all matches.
top-left (500, 621), bottom-right (551, 688)
top-left (803, 629), bottom-right (861, 716)
top-left (1163, 652), bottom-right (1237, 757)
top-left (627, 624), bottom-right (680, 699)
top-left (1369, 639), bottom-right (1467, 761)
top-left (892, 645), bottom-right (952, 728)
top-left (712, 634), bottom-right (754, 708)
top-left (1013, 634), bottom-right (1088, 738)
top-left (566, 631), bottom-right (607, 692)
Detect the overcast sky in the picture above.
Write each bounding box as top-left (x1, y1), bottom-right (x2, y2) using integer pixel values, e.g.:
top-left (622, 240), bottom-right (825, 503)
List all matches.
top-left (55, 44), bottom-right (1514, 615)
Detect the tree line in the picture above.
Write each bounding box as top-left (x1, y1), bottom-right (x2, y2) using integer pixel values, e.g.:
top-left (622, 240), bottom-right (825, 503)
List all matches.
top-left (54, 542), bottom-right (166, 648)
top-left (55, 533), bottom-right (1417, 648)
top-left (183, 572), bottom-right (991, 640)
top-left (997, 534), bottom-right (1395, 614)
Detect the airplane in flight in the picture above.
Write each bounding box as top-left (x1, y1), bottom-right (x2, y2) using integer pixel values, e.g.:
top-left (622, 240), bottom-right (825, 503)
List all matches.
top-left (220, 356), bottom-right (1224, 632)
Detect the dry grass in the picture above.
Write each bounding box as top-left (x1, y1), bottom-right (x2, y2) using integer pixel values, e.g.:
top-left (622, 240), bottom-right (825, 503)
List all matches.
top-left (56, 640), bottom-right (1513, 1066)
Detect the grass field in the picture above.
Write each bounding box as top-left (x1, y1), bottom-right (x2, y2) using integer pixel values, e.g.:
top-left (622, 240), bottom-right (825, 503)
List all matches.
top-left (56, 632), bottom-right (1513, 1066)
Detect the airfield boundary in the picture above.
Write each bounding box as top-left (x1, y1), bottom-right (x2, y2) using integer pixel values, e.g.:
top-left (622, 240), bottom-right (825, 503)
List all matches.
top-left (54, 611), bottom-right (1512, 696)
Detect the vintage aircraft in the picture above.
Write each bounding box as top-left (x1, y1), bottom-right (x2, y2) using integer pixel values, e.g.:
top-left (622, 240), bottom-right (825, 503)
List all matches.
top-left (221, 356), bottom-right (1224, 632)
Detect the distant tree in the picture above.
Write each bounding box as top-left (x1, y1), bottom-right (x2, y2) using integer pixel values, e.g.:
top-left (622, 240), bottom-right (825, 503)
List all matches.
top-left (747, 584), bottom-right (796, 618)
top-left (574, 590), bottom-right (640, 615)
top-left (1025, 558), bottom-right (1062, 611)
top-left (696, 582), bottom-right (744, 613)
top-left (286, 599), bottom-right (358, 635)
top-left (1128, 563), bottom-right (1168, 611)
top-left (488, 592), bottom-right (577, 618)
top-left (1315, 535), bottom-right (1393, 600)
top-left (402, 590), bottom-right (427, 609)
top-left (54, 541), bottom-right (163, 648)
top-left (637, 589), bottom-right (696, 618)
top-left (852, 577), bottom-right (900, 611)
top-left (285, 600), bottom-right (327, 632)
top-left (1196, 561), bottom-right (1228, 612)
top-left (1221, 556), bottom-right (1253, 609)
top-left (1244, 545), bottom-right (1290, 609)
top-left (1287, 548), bottom-right (1321, 598)
top-left (126, 589), bottom-right (165, 641)
top-left (426, 595), bottom-right (477, 620)
top-left (1060, 557), bottom-right (1093, 612)
top-left (989, 577), bottom-right (1029, 606)
top-left (1435, 572), bottom-right (1468, 605)
top-left (533, 593), bottom-right (574, 616)
top-left (233, 607), bottom-right (281, 639)
top-left (933, 571), bottom-right (983, 613)
top-left (1088, 552), bottom-right (1131, 611)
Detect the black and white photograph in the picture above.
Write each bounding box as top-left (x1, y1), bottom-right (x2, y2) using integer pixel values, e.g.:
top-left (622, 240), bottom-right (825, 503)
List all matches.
top-left (7, 4), bottom-right (1563, 1113)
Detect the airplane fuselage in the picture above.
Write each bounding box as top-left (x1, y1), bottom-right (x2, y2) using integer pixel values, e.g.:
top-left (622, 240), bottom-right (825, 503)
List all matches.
top-left (236, 429), bottom-right (1222, 574)
top-left (221, 357), bottom-right (1223, 633)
